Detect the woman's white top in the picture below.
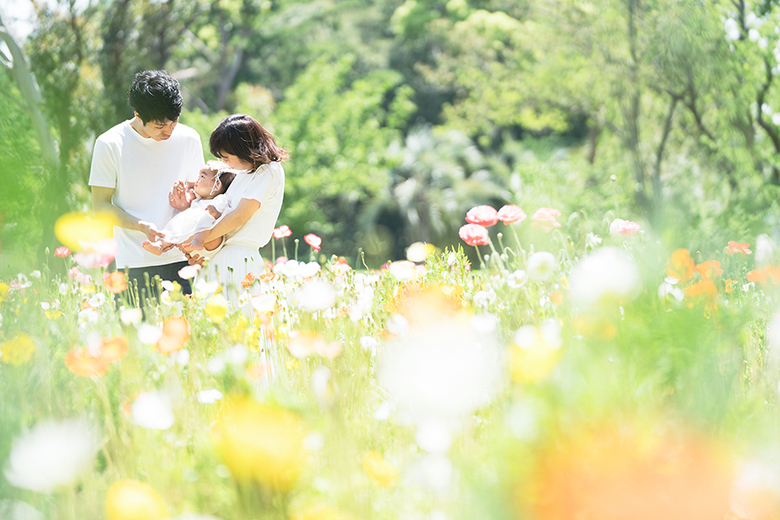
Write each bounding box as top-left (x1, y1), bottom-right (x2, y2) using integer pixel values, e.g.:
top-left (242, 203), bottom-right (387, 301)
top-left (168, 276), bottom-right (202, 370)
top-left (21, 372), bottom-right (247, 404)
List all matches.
top-left (221, 162), bottom-right (285, 249)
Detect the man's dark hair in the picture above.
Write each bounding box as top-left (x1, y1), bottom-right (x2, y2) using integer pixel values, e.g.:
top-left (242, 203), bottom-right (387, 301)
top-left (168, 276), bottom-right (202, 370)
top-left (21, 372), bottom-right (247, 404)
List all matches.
top-left (127, 70), bottom-right (182, 125)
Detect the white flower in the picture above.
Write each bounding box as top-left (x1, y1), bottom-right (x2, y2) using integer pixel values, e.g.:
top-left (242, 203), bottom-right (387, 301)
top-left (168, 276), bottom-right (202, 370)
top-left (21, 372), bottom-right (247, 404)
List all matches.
top-left (173, 349), bottom-right (190, 367)
top-left (415, 420), bottom-right (452, 453)
top-left (407, 242), bottom-right (435, 263)
top-left (756, 234), bottom-right (777, 267)
top-left (386, 314), bottom-right (409, 337)
top-left (226, 344), bottom-right (249, 366)
top-left (388, 260), bottom-right (418, 282)
top-left (250, 293), bottom-right (276, 313)
top-left (0, 500), bottom-right (45, 520)
top-left (4, 419), bottom-right (98, 492)
top-left (527, 252), bottom-right (556, 282)
top-left (207, 357), bottom-right (226, 374)
top-left (569, 247), bottom-right (641, 307)
top-left (299, 261), bottom-right (321, 278)
top-left (87, 293), bottom-right (106, 308)
top-left (658, 282), bottom-right (684, 302)
top-left (196, 389), bottom-right (223, 404)
top-left (725, 18), bottom-right (740, 40)
top-left (471, 313), bottom-right (498, 333)
top-left (137, 323), bottom-right (162, 345)
top-left (131, 391), bottom-right (174, 430)
top-left (373, 401), bottom-right (395, 421)
top-left (120, 307), bottom-right (143, 326)
top-left (507, 269), bottom-right (528, 288)
top-left (585, 232), bottom-right (602, 249)
top-left (78, 307), bottom-right (99, 325)
top-left (447, 253), bottom-right (457, 266)
top-left (360, 336), bottom-right (379, 354)
top-left (377, 319), bottom-right (504, 423)
top-left (289, 280), bottom-right (336, 312)
top-left (312, 366), bottom-right (336, 407)
top-left (473, 289), bottom-right (496, 307)
top-left (193, 278), bottom-right (219, 295)
top-left (29, 271), bottom-right (41, 279)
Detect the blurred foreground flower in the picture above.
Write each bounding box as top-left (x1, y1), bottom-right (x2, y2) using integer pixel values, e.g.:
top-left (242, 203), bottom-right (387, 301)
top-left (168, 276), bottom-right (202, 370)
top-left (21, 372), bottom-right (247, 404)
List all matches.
top-left (406, 242), bottom-right (436, 263)
top-left (389, 283), bottom-right (465, 329)
top-left (66, 336), bottom-right (128, 377)
top-left (130, 391), bottom-right (174, 430)
top-left (289, 280), bottom-right (336, 311)
top-left (212, 398), bottom-right (305, 491)
top-left (362, 451), bottom-right (398, 487)
top-left (695, 260), bottom-right (723, 281)
top-left (4, 419), bottom-right (98, 492)
top-left (73, 238), bottom-right (118, 269)
top-left (0, 333), bottom-right (36, 366)
top-left (527, 252), bottom-right (556, 282)
top-left (377, 318), bottom-right (503, 423)
top-left (527, 425), bottom-right (733, 520)
top-left (205, 294), bottom-right (229, 323)
top-left (54, 211), bottom-right (117, 252)
top-left (609, 218), bottom-right (640, 237)
top-left (569, 247), bottom-right (641, 308)
top-left (155, 317), bottom-right (190, 354)
top-left (666, 249), bottom-right (695, 282)
top-left (105, 479), bottom-right (167, 520)
top-left (510, 320), bottom-right (563, 384)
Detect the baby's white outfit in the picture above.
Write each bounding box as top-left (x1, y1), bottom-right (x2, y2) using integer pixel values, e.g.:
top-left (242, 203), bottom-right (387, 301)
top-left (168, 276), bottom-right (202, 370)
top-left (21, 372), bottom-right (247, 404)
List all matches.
top-left (161, 194), bottom-right (231, 258)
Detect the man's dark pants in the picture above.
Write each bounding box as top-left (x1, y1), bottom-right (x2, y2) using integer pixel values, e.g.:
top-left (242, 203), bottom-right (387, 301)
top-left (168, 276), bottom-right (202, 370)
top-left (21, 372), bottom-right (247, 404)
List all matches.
top-left (124, 261), bottom-right (193, 303)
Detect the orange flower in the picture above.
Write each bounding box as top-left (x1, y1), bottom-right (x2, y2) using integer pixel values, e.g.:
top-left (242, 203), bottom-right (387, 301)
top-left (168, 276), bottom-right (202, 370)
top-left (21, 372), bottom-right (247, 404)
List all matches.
top-left (259, 272), bottom-right (276, 282)
top-left (666, 249), bottom-right (694, 282)
top-left (241, 272), bottom-right (256, 289)
top-left (155, 317), bottom-right (190, 354)
top-left (65, 336), bottom-right (128, 377)
top-left (65, 348), bottom-right (110, 377)
top-left (727, 241), bottom-right (752, 256)
top-left (550, 291), bottom-right (563, 305)
top-left (746, 265), bottom-right (780, 285)
top-left (103, 272), bottom-right (127, 294)
top-left (694, 260), bottom-right (723, 281)
top-left (685, 279), bottom-right (717, 300)
top-left (724, 279), bottom-right (738, 293)
top-left (246, 362), bottom-right (270, 380)
top-left (389, 283), bottom-right (467, 328)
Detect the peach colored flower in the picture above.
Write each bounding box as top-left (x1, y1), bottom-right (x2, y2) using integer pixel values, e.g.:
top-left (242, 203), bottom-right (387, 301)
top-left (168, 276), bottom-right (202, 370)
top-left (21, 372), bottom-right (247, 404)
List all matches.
top-left (746, 265), bottom-right (780, 285)
top-left (304, 233), bottom-right (322, 251)
top-left (685, 279), bottom-right (717, 301)
top-left (695, 260), bottom-right (723, 281)
top-left (273, 225), bottom-right (292, 239)
top-left (103, 272), bottom-right (127, 294)
top-left (178, 264), bottom-right (200, 279)
top-left (665, 249), bottom-right (695, 282)
top-left (727, 241), bottom-right (752, 256)
top-left (65, 336), bottom-right (128, 377)
top-left (458, 224), bottom-right (490, 246)
top-left (155, 317), bottom-right (190, 354)
top-left (610, 219), bottom-right (641, 237)
top-left (497, 205), bottom-right (527, 224)
top-left (465, 205), bottom-right (499, 227)
top-left (241, 272), bottom-right (256, 289)
top-left (54, 247), bottom-right (71, 257)
top-left (531, 208), bottom-right (562, 232)
top-left (259, 272), bottom-right (276, 283)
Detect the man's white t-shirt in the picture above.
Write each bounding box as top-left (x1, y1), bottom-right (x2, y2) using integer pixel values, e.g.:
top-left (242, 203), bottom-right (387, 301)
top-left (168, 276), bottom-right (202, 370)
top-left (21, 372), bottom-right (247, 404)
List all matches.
top-left (221, 162), bottom-right (285, 249)
top-left (88, 120), bottom-right (204, 269)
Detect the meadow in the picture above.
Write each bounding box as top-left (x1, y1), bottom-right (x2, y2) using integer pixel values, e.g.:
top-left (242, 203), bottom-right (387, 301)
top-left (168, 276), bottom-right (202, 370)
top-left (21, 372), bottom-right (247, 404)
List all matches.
top-left (1, 204), bottom-right (779, 520)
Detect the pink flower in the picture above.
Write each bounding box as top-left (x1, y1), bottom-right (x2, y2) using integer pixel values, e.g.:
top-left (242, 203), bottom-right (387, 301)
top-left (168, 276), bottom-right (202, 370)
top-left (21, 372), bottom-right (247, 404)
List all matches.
top-left (68, 267), bottom-right (82, 278)
top-left (178, 264), bottom-right (201, 279)
top-left (609, 218), bottom-right (641, 237)
top-left (73, 238), bottom-right (117, 269)
top-left (54, 246), bottom-right (71, 257)
top-left (276, 256), bottom-right (289, 264)
top-left (497, 205), bottom-right (527, 224)
top-left (304, 233), bottom-right (322, 251)
top-left (727, 241), bottom-right (752, 256)
top-left (273, 225), bottom-right (292, 239)
top-left (465, 205), bottom-right (499, 227)
top-left (531, 208), bottom-right (562, 232)
top-left (458, 224), bottom-right (490, 246)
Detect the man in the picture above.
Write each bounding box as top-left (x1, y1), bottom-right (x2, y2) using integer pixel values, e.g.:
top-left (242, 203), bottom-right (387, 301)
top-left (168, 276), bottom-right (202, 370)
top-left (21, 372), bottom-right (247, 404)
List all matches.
top-left (89, 70), bottom-right (204, 297)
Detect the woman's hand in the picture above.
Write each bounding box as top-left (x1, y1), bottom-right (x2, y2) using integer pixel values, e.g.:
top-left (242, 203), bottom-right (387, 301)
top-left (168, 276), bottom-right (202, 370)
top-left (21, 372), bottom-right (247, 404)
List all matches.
top-left (169, 180), bottom-right (195, 211)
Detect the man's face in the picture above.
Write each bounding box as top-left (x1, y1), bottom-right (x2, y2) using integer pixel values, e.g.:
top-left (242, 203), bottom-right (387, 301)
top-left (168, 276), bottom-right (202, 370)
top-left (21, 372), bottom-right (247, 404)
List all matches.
top-left (136, 113), bottom-right (178, 141)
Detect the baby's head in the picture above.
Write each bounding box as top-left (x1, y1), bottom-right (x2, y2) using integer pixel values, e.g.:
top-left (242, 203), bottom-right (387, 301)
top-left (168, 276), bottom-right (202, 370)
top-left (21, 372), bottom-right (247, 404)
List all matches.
top-left (194, 161), bottom-right (237, 199)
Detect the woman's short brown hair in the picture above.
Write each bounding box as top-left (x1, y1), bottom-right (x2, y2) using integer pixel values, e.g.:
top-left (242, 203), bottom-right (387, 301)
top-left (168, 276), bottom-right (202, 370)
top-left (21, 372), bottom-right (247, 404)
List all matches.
top-left (209, 114), bottom-right (289, 170)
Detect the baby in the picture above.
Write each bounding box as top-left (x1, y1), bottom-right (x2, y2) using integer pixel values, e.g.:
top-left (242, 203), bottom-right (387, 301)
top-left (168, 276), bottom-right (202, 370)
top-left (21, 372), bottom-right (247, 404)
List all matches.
top-left (143, 161), bottom-right (237, 256)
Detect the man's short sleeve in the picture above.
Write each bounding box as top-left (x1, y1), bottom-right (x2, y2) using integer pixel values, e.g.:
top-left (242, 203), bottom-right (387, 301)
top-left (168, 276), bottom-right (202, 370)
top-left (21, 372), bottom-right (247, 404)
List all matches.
top-left (88, 139), bottom-right (117, 188)
top-left (186, 134), bottom-right (205, 183)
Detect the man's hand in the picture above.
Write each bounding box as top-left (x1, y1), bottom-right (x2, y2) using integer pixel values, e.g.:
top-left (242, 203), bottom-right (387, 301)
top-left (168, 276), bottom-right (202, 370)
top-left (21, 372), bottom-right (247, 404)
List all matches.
top-left (169, 180), bottom-right (195, 211)
top-left (137, 221), bottom-right (164, 241)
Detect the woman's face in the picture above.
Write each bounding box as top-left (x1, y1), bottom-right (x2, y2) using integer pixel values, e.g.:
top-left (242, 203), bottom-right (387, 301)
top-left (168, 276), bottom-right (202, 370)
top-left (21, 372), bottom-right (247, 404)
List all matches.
top-left (219, 152), bottom-right (253, 171)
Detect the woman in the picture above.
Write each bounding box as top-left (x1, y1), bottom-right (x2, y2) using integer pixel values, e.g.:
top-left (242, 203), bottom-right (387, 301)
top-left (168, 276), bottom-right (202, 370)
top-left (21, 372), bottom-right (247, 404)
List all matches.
top-left (176, 114), bottom-right (289, 303)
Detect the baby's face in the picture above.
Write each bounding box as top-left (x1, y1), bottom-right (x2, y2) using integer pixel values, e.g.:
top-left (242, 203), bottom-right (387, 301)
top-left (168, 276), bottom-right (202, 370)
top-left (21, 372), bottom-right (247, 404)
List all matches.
top-left (194, 167), bottom-right (219, 199)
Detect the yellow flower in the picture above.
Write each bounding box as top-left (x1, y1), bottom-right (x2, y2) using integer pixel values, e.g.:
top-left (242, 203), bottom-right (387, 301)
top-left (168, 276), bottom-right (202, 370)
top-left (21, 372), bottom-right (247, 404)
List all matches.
top-left (205, 294), bottom-right (229, 324)
top-left (291, 505), bottom-right (357, 520)
top-left (105, 479), bottom-right (167, 520)
top-left (0, 282), bottom-right (9, 303)
top-left (212, 398), bottom-right (305, 491)
top-left (362, 451), bottom-right (398, 487)
top-left (286, 359), bottom-right (300, 370)
top-left (1, 334), bottom-right (35, 366)
top-left (54, 211), bottom-right (117, 252)
top-left (509, 321), bottom-right (563, 384)
top-left (228, 314), bottom-right (249, 342)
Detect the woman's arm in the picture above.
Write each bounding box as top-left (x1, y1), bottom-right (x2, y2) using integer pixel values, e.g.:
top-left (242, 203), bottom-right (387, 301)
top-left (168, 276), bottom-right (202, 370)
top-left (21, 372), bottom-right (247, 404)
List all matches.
top-left (180, 197), bottom-right (261, 252)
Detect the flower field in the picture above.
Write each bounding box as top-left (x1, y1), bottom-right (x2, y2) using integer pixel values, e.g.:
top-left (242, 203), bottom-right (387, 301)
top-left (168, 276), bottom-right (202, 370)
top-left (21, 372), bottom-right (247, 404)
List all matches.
top-left (2, 206), bottom-right (780, 520)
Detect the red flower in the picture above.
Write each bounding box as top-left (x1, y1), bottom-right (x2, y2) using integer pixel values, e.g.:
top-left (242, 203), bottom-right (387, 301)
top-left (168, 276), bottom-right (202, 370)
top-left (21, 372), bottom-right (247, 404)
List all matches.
top-left (54, 246), bottom-right (71, 257)
top-left (304, 233), bottom-right (322, 251)
top-left (727, 241), bottom-right (752, 256)
top-left (465, 205), bottom-right (499, 227)
top-left (273, 225), bottom-right (292, 239)
top-left (458, 224), bottom-right (490, 246)
top-left (497, 205), bottom-right (527, 224)
top-left (531, 208), bottom-right (562, 232)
